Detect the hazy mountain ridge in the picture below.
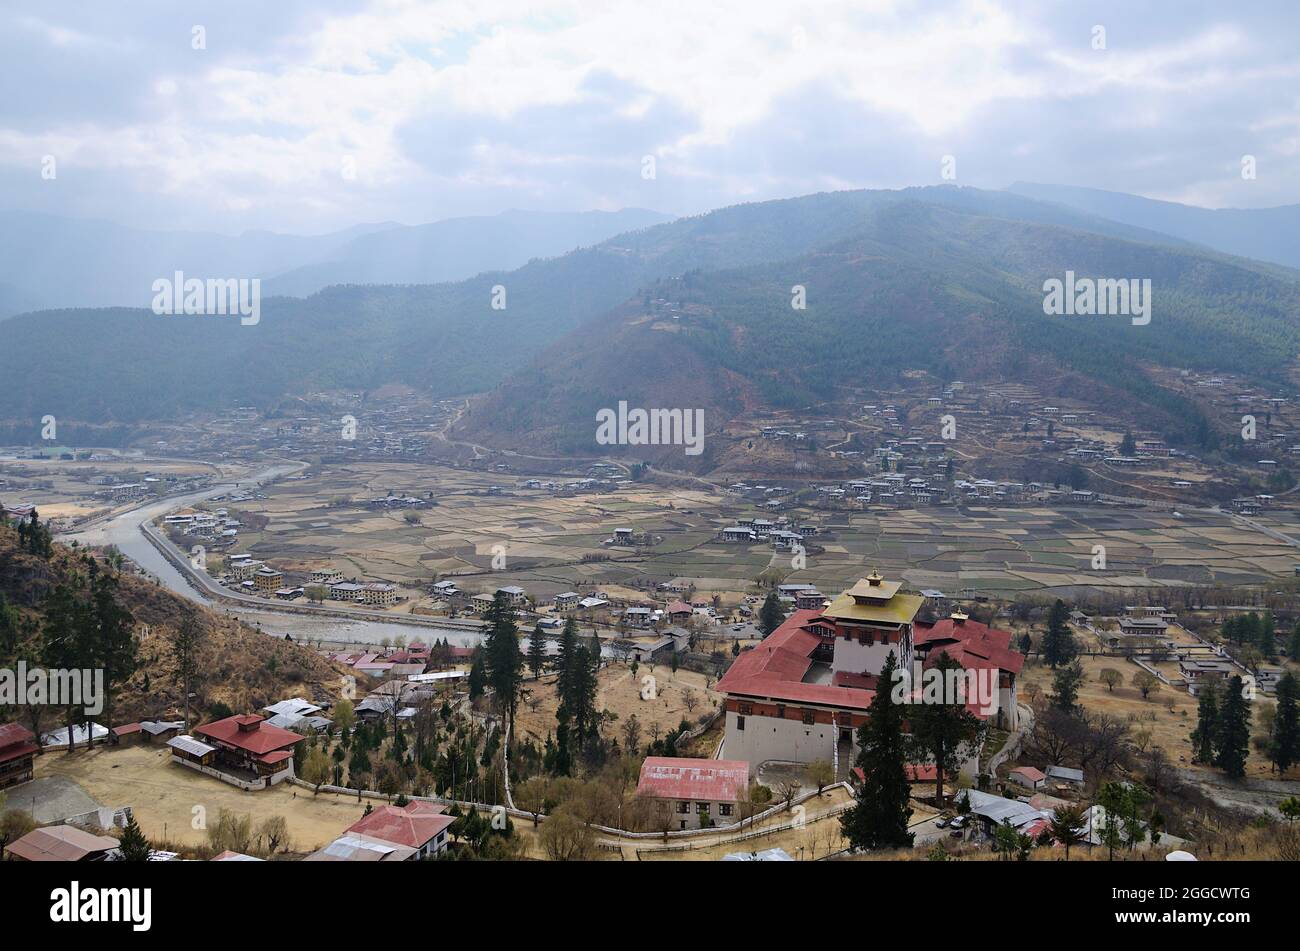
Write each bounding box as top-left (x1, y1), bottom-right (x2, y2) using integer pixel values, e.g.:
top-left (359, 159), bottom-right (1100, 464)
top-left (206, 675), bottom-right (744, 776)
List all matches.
top-left (0, 207), bottom-right (672, 319)
top-left (1008, 182), bottom-right (1300, 271)
top-left (457, 198), bottom-right (1300, 460)
top-left (2, 187), bottom-right (1297, 438)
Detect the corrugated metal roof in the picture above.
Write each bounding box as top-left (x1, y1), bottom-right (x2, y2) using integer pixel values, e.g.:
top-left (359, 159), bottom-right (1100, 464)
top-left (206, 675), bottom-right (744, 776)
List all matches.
top-left (167, 734), bottom-right (217, 757)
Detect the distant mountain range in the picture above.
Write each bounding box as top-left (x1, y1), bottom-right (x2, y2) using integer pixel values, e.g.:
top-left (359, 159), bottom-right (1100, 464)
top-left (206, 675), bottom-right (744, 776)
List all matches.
top-left (0, 207), bottom-right (671, 318)
top-left (261, 208), bottom-right (671, 297)
top-left (1008, 182), bottom-right (1300, 271)
top-left (2, 186), bottom-right (1298, 468)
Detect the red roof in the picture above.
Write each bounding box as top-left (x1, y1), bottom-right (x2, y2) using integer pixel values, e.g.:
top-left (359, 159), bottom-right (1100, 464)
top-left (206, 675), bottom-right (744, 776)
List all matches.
top-left (194, 715), bottom-right (305, 755)
top-left (637, 757), bottom-right (749, 802)
top-left (346, 801), bottom-right (453, 849)
top-left (113, 723), bottom-right (143, 736)
top-left (715, 610), bottom-right (876, 710)
top-left (0, 723), bottom-right (37, 764)
top-left (667, 601), bottom-right (693, 615)
top-left (915, 616), bottom-right (1024, 676)
top-left (1010, 766), bottom-right (1046, 782)
top-left (0, 723), bottom-right (35, 747)
top-left (832, 670), bottom-right (878, 690)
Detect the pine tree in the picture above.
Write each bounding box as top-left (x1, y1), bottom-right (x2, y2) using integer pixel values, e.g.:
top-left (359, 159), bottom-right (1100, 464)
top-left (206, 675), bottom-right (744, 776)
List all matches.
top-left (483, 592), bottom-right (523, 731)
top-left (758, 592), bottom-right (783, 637)
top-left (1049, 661), bottom-right (1084, 713)
top-left (840, 651), bottom-right (914, 850)
top-left (1214, 675), bottom-right (1251, 779)
top-left (1046, 804), bottom-right (1086, 861)
top-left (467, 654), bottom-right (487, 699)
top-left (906, 654), bottom-right (987, 806)
top-left (1271, 672), bottom-right (1299, 774)
top-left (173, 609), bottom-right (203, 728)
top-left (1041, 600), bottom-right (1076, 668)
top-left (1288, 623), bottom-right (1300, 663)
top-left (117, 813), bottom-right (151, 861)
top-left (86, 562), bottom-right (137, 747)
top-left (527, 624), bottom-right (546, 680)
top-left (1259, 611), bottom-right (1277, 656)
top-left (1189, 684), bottom-right (1219, 764)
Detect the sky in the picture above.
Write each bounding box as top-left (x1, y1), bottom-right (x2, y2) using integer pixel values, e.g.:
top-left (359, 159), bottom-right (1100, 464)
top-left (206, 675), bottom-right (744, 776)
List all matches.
top-left (1, 0), bottom-right (1297, 234)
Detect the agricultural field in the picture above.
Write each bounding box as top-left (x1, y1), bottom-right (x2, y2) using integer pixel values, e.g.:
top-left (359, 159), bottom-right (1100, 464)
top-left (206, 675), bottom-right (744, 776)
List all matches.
top-left (0, 455), bottom-right (232, 524)
top-left (232, 460), bottom-right (1300, 604)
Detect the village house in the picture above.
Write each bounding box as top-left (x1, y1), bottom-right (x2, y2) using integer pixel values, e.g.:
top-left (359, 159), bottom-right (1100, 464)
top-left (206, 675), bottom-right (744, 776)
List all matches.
top-left (1009, 765), bottom-right (1046, 791)
top-left (335, 801), bottom-right (455, 859)
top-left (666, 600), bottom-right (694, 624)
top-left (496, 585), bottom-right (527, 606)
top-left (1178, 659), bottom-right (1236, 695)
top-left (311, 568), bottom-right (344, 585)
top-left (636, 757), bottom-right (750, 830)
top-left (622, 606), bottom-right (653, 628)
top-left (178, 714), bottom-right (306, 787)
top-left (253, 567), bottom-right (284, 595)
top-left (5, 824), bottom-right (121, 862)
top-left (720, 526), bottom-right (756, 543)
top-left (330, 582), bottom-right (365, 602)
top-left (304, 832), bottom-right (418, 862)
top-left (554, 591), bottom-right (581, 611)
top-left (362, 582), bottom-right (398, 606)
top-left (794, 589), bottom-right (826, 611)
top-left (0, 722), bottom-right (38, 789)
top-left (228, 558), bottom-right (264, 581)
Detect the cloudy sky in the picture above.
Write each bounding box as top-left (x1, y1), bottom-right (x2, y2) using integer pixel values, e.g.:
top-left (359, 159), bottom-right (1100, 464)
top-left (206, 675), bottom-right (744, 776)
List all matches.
top-left (1, 0), bottom-right (1296, 234)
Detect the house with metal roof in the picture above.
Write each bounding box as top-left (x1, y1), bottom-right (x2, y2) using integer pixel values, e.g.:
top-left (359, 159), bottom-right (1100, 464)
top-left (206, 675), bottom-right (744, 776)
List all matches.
top-left (637, 757), bottom-right (750, 830)
top-left (5, 824), bottom-right (121, 862)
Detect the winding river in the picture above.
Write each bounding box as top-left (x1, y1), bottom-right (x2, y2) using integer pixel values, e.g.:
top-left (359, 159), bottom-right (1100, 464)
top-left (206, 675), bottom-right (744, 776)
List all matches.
top-left (58, 463), bottom-right (486, 649)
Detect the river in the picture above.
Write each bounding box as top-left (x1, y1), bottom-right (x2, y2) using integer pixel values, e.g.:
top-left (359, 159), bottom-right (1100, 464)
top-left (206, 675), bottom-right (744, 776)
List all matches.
top-left (58, 462), bottom-right (486, 649)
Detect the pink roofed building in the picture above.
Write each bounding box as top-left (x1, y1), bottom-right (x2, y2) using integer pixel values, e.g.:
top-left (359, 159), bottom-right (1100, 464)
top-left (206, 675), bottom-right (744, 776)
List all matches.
top-left (636, 757), bottom-right (750, 830)
top-left (343, 801), bottom-right (455, 859)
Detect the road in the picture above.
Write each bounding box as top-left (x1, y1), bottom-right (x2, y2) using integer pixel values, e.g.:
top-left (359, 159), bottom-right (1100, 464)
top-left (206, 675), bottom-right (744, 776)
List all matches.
top-left (57, 460), bottom-right (487, 647)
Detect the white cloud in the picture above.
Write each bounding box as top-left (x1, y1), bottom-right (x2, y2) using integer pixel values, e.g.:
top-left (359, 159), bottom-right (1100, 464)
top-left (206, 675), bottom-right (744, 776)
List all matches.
top-left (1, 0), bottom-right (1296, 228)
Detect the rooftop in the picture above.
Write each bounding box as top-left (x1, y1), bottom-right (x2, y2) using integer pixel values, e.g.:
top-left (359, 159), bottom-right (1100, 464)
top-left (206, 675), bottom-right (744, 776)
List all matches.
top-left (637, 757), bottom-right (750, 802)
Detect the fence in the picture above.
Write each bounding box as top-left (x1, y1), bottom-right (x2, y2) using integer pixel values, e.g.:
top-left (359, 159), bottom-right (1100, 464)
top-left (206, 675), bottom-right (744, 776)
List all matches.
top-left (287, 776), bottom-right (856, 842)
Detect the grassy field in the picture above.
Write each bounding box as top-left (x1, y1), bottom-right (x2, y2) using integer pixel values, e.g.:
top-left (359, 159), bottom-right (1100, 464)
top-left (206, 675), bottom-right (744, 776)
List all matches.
top-left (1018, 652), bottom-right (1293, 780)
top-left (34, 743), bottom-right (362, 853)
top-left (515, 663), bottom-right (724, 748)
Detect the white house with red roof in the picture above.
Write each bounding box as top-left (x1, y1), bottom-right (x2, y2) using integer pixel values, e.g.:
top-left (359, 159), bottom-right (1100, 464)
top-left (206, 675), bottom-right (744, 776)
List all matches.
top-left (340, 801), bottom-right (455, 859)
top-left (188, 714), bottom-right (306, 787)
top-left (636, 757), bottom-right (750, 830)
